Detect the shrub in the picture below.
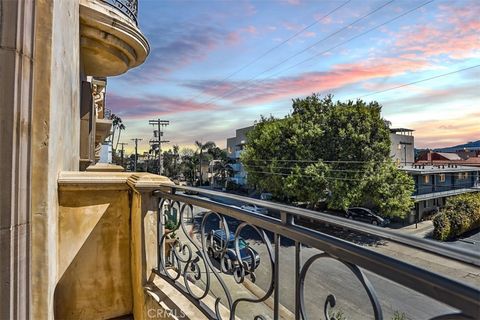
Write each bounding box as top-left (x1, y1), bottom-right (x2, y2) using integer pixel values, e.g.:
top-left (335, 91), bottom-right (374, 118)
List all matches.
top-left (433, 213), bottom-right (451, 241)
top-left (432, 193), bottom-right (480, 241)
top-left (226, 180), bottom-right (241, 191)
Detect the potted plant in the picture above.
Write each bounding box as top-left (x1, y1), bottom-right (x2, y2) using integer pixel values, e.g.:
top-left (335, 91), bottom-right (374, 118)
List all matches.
top-left (164, 219), bottom-right (178, 265)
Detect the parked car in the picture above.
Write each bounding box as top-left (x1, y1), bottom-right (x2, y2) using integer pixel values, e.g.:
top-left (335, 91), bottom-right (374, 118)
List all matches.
top-left (260, 193), bottom-right (273, 200)
top-left (241, 204), bottom-right (269, 215)
top-left (184, 188), bottom-right (199, 195)
top-left (206, 230), bottom-right (260, 272)
top-left (345, 207), bottom-right (389, 226)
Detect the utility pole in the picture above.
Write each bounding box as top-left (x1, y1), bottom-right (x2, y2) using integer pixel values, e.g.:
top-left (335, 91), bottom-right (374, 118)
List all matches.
top-left (148, 119), bottom-right (169, 175)
top-left (131, 138), bottom-right (142, 172)
top-left (118, 142), bottom-right (128, 168)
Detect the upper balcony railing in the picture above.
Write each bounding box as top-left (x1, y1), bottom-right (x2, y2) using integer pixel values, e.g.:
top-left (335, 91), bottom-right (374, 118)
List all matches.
top-left (100, 0), bottom-right (138, 25)
top-left (152, 185), bottom-right (480, 320)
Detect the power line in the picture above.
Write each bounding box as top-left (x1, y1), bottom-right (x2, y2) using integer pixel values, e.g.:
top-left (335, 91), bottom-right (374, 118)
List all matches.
top-left (199, 0), bottom-right (434, 107)
top-left (245, 169), bottom-right (480, 190)
top-left (243, 158), bottom-right (404, 164)
top-left (195, 0), bottom-right (398, 107)
top-left (183, 0), bottom-right (352, 105)
top-left (240, 160), bottom-right (480, 180)
top-left (265, 0), bottom-right (435, 84)
top-left (357, 64), bottom-right (480, 99)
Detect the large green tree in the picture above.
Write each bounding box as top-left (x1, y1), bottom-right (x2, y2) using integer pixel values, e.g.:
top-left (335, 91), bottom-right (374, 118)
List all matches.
top-left (162, 145), bottom-right (180, 178)
top-left (179, 147), bottom-right (198, 184)
top-left (241, 94), bottom-right (414, 218)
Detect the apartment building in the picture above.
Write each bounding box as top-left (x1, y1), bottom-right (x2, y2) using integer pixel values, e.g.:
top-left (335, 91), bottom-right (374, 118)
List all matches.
top-left (226, 125), bottom-right (254, 186)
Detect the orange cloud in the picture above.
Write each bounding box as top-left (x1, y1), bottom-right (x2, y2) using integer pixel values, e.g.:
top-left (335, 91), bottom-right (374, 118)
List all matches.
top-left (232, 57), bottom-right (429, 105)
top-left (410, 112), bottom-right (480, 148)
top-left (106, 93), bottom-right (221, 119)
top-left (395, 3), bottom-right (480, 59)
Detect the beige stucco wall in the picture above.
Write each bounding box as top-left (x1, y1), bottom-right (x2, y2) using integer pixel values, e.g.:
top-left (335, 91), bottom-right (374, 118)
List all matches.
top-left (52, 172), bottom-right (174, 320)
top-left (55, 188), bottom-right (133, 319)
top-left (0, 0), bottom-right (35, 318)
top-left (30, 1), bottom-right (81, 318)
top-left (2, 0), bottom-right (151, 318)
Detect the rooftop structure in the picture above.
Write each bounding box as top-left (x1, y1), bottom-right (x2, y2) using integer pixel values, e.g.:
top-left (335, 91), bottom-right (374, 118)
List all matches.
top-left (389, 128), bottom-right (415, 165)
top-left (389, 128), bottom-right (415, 135)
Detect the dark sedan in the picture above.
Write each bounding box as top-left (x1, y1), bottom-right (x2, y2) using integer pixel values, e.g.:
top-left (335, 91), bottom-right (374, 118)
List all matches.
top-left (206, 230), bottom-right (260, 272)
top-left (345, 207), bottom-right (389, 226)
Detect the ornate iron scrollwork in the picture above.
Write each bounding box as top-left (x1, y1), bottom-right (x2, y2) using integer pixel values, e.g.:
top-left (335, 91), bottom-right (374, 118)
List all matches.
top-left (152, 187), bottom-right (480, 320)
top-left (157, 197), bottom-right (275, 319)
top-left (100, 0), bottom-right (138, 24)
top-left (298, 253), bottom-right (382, 320)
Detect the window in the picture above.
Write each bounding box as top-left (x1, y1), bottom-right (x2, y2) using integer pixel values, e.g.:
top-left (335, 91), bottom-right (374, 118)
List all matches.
top-left (439, 174), bottom-right (445, 182)
top-left (457, 172), bottom-right (468, 180)
top-left (423, 175), bottom-right (430, 184)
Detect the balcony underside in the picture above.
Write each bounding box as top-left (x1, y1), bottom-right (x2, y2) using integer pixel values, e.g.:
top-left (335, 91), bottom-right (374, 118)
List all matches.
top-left (80, 0), bottom-right (149, 77)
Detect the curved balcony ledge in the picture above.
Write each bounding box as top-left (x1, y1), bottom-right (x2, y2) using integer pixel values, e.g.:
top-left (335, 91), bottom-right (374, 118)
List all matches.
top-left (95, 118), bottom-right (112, 145)
top-left (80, 0), bottom-right (149, 77)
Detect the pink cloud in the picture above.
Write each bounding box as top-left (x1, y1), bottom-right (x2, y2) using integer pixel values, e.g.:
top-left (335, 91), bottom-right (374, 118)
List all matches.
top-left (243, 0), bottom-right (257, 16)
top-left (243, 25), bottom-right (258, 35)
top-left (303, 31), bottom-right (316, 38)
top-left (226, 31), bottom-right (241, 45)
top-left (394, 3), bottom-right (480, 60)
top-left (229, 57), bottom-right (429, 105)
top-left (319, 16), bottom-right (333, 25)
top-left (284, 0), bottom-right (301, 5)
top-left (106, 93), bottom-right (221, 119)
top-left (412, 112), bottom-right (480, 148)
top-left (283, 21), bottom-right (303, 31)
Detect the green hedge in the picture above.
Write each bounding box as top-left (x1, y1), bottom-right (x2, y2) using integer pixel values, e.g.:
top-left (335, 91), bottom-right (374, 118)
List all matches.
top-left (433, 193), bottom-right (480, 241)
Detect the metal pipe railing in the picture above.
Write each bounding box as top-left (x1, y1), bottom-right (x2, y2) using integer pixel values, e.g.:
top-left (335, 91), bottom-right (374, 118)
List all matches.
top-left (152, 184), bottom-right (480, 320)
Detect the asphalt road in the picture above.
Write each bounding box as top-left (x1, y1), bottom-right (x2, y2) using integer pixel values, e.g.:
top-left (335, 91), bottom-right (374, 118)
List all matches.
top-left (444, 228), bottom-right (480, 251)
top-left (170, 193), bottom-right (472, 319)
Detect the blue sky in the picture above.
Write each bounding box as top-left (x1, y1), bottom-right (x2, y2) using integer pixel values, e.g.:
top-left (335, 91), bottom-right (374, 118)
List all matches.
top-left (106, 0), bottom-right (480, 153)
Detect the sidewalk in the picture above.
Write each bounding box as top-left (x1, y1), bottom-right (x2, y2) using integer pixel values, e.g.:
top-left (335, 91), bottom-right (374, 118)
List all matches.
top-left (387, 220), bottom-right (434, 238)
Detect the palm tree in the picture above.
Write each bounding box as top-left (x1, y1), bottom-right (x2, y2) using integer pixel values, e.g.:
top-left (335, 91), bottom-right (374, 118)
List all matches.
top-left (109, 113), bottom-right (125, 153)
top-left (195, 140), bottom-right (216, 186)
top-left (172, 145), bottom-right (179, 178)
top-left (212, 158), bottom-right (234, 188)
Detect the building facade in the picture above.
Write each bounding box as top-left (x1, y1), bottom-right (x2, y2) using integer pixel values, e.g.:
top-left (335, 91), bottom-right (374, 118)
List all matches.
top-left (226, 125), bottom-right (253, 186)
top-left (401, 164), bottom-right (480, 222)
top-left (1, 0), bottom-right (150, 318)
top-left (417, 150), bottom-right (480, 168)
top-left (389, 128), bottom-right (415, 165)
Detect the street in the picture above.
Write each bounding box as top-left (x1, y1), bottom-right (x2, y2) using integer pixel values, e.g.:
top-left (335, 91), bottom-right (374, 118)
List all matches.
top-left (166, 196), bottom-right (480, 320)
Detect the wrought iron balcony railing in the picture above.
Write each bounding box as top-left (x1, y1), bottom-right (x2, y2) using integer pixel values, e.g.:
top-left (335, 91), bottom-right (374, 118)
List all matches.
top-left (152, 185), bottom-right (480, 320)
top-left (100, 0), bottom-right (138, 25)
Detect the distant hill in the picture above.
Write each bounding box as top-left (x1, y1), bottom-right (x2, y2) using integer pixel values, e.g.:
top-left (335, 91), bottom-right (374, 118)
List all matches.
top-left (434, 140), bottom-right (480, 153)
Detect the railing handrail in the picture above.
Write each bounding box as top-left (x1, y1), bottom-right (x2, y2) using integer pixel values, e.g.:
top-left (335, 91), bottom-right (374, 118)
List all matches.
top-left (153, 184), bottom-right (480, 319)
top-left (156, 184), bottom-right (480, 267)
top-left (100, 0), bottom-right (138, 25)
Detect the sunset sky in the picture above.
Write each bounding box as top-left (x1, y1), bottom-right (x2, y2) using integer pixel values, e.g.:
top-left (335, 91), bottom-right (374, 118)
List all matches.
top-left (106, 0), bottom-right (480, 153)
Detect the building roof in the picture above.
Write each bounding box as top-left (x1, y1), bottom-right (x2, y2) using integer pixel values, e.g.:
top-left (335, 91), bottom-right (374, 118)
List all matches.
top-left (390, 128), bottom-right (414, 133)
top-left (435, 152), bottom-right (463, 161)
top-left (400, 164), bottom-right (480, 174)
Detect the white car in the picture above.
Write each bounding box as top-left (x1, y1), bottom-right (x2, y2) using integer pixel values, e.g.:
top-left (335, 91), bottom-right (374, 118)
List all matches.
top-left (241, 204), bottom-right (268, 215)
